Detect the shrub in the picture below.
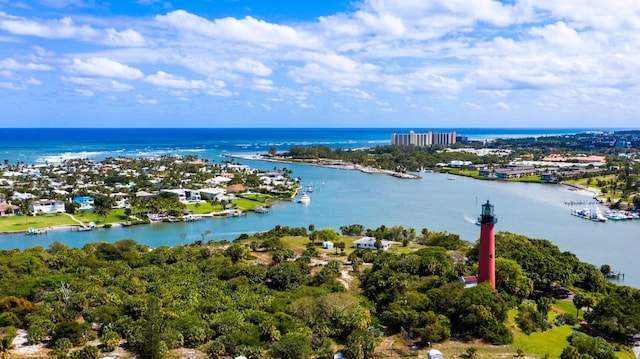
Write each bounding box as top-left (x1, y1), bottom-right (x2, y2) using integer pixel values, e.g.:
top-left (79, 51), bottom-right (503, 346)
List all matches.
top-left (555, 313), bottom-right (578, 326)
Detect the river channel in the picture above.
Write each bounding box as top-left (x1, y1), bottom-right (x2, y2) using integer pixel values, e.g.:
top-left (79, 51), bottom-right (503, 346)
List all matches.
top-left (2, 160), bottom-right (638, 287)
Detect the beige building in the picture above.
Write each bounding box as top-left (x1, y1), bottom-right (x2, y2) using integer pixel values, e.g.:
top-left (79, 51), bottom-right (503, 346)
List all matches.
top-left (391, 130), bottom-right (457, 146)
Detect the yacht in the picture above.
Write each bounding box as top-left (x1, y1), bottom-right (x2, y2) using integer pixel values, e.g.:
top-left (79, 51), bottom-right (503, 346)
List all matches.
top-left (298, 193), bottom-right (311, 204)
top-left (254, 206), bottom-right (270, 213)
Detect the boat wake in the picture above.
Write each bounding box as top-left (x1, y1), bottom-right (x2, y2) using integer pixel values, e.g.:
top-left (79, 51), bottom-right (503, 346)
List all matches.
top-left (463, 215), bottom-right (477, 224)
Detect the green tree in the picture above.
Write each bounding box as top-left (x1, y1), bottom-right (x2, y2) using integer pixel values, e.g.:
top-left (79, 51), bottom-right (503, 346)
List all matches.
top-left (270, 332), bottom-right (311, 359)
top-left (69, 345), bottom-right (99, 359)
top-left (0, 335), bottom-right (14, 359)
top-left (266, 262), bottom-right (305, 291)
top-left (572, 292), bottom-right (593, 316)
top-left (559, 346), bottom-right (580, 359)
top-left (225, 243), bottom-right (245, 264)
top-left (419, 311), bottom-right (451, 343)
top-left (142, 296), bottom-right (165, 359)
top-left (93, 194), bottom-right (114, 220)
top-left (343, 329), bottom-right (377, 359)
top-left (205, 340), bottom-right (226, 358)
top-left (100, 331), bottom-right (122, 352)
top-left (495, 257), bottom-right (533, 298)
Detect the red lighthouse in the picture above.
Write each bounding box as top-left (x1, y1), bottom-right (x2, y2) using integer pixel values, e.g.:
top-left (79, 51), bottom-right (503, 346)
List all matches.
top-left (478, 200), bottom-right (497, 289)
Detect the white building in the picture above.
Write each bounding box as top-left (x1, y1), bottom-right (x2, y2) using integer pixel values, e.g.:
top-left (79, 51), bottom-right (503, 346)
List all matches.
top-left (427, 349), bottom-right (443, 359)
top-left (161, 189), bottom-right (202, 203)
top-left (199, 188), bottom-right (226, 201)
top-left (353, 237), bottom-right (393, 250)
top-left (29, 199), bottom-right (65, 214)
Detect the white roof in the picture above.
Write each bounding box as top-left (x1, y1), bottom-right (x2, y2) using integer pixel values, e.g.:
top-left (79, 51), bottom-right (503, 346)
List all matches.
top-left (354, 237), bottom-right (393, 246)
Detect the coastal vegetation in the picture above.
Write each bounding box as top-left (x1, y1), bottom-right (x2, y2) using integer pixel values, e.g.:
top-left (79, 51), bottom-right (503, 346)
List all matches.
top-left (0, 224), bottom-right (637, 358)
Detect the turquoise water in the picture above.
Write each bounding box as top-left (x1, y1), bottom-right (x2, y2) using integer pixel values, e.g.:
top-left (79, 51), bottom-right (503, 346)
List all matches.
top-left (0, 127), bottom-right (613, 165)
top-left (1, 128), bottom-right (637, 286)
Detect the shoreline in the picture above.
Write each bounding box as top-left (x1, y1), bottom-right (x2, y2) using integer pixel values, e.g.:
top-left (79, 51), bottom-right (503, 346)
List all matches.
top-left (0, 208), bottom-right (276, 235)
top-left (225, 154), bottom-right (422, 179)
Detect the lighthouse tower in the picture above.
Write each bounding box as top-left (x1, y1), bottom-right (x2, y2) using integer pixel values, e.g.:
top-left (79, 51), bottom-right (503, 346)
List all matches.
top-left (478, 200), bottom-right (497, 289)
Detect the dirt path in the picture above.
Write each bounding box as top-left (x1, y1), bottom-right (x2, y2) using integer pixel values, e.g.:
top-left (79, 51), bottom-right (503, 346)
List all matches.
top-left (64, 213), bottom-right (84, 225)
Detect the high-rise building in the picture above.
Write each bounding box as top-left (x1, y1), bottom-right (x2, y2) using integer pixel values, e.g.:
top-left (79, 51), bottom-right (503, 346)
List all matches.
top-left (477, 200), bottom-right (497, 289)
top-left (390, 130), bottom-right (457, 147)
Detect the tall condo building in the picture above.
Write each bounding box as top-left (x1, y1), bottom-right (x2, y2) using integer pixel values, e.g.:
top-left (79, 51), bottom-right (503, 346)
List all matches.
top-left (390, 130), bottom-right (457, 146)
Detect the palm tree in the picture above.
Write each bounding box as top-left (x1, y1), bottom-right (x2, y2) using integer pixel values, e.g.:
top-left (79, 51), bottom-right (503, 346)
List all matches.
top-left (0, 335), bottom-right (14, 359)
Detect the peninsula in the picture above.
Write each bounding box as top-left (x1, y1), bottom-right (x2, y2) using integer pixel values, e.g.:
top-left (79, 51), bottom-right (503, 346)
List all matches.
top-left (0, 155), bottom-right (300, 233)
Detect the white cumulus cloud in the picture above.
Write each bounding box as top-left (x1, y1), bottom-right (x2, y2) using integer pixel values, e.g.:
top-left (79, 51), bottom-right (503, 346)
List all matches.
top-left (67, 58), bottom-right (144, 79)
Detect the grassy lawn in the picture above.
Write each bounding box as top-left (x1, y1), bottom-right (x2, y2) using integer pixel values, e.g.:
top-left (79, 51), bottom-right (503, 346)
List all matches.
top-left (566, 174), bottom-right (636, 205)
top-left (447, 168), bottom-right (486, 179)
top-left (430, 301), bottom-right (635, 359)
top-left (0, 214), bottom-right (77, 232)
top-left (186, 202), bottom-right (223, 214)
top-left (0, 209), bottom-right (133, 232)
top-left (241, 193), bottom-right (275, 202)
top-left (509, 308), bottom-right (575, 358)
top-left (72, 208), bottom-right (128, 224)
top-left (506, 175), bottom-right (545, 183)
top-left (232, 198), bottom-right (263, 210)
top-left (551, 299), bottom-right (581, 318)
top-left (447, 169), bottom-right (545, 183)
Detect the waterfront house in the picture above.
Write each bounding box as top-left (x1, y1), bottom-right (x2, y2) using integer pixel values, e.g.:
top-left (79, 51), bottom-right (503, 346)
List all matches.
top-left (110, 192), bottom-right (130, 208)
top-left (162, 189), bottom-right (202, 203)
top-left (72, 196), bottom-right (95, 210)
top-left (29, 199), bottom-right (65, 214)
top-left (0, 202), bottom-right (21, 216)
top-left (199, 188), bottom-right (226, 201)
top-left (135, 191), bottom-right (159, 199)
top-left (353, 237), bottom-right (393, 250)
top-left (226, 184), bottom-right (246, 194)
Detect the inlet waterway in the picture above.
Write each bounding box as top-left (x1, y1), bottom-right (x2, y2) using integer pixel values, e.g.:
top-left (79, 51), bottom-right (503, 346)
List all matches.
top-left (2, 159), bottom-right (638, 287)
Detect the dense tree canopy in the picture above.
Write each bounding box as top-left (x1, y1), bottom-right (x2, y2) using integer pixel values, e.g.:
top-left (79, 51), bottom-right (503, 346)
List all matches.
top-left (0, 225), bottom-right (638, 357)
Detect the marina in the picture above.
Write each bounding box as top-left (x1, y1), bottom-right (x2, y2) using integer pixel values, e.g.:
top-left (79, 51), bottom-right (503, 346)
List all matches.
top-left (571, 208), bottom-right (608, 222)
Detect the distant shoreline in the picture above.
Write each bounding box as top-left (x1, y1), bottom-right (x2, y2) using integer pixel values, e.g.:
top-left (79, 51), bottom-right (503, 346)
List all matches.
top-left (225, 154), bottom-right (422, 179)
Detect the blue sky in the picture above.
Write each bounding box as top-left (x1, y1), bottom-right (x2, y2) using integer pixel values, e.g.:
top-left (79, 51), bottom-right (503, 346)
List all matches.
top-left (0, 0), bottom-right (638, 128)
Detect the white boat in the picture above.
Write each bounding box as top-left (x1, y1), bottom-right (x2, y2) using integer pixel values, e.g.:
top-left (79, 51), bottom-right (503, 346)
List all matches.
top-left (26, 227), bottom-right (48, 235)
top-left (571, 208), bottom-right (607, 222)
top-left (298, 193), bottom-right (311, 204)
top-left (254, 206), bottom-right (270, 213)
top-left (306, 185), bottom-right (314, 192)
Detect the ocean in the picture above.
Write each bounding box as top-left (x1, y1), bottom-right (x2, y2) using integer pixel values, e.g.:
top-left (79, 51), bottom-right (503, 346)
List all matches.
top-left (0, 127), bottom-right (606, 165)
top-left (1, 127), bottom-right (638, 287)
